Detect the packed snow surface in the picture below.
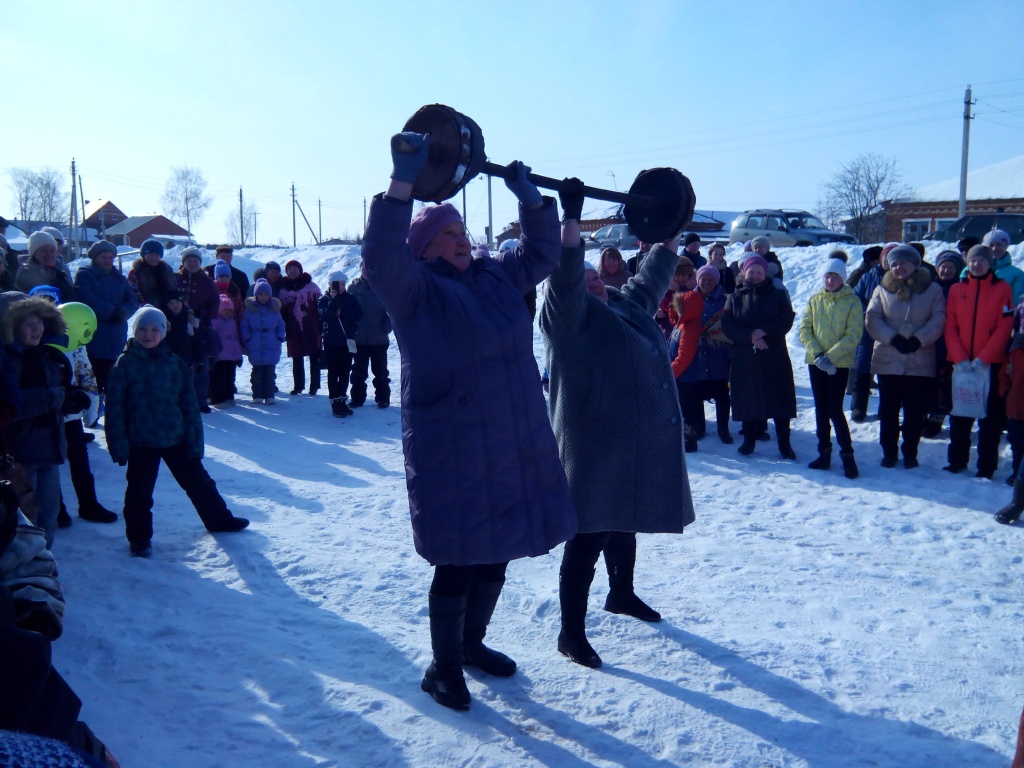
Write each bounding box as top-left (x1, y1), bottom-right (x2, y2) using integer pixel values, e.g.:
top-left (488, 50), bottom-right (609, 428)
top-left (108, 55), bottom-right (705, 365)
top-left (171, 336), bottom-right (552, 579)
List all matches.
top-left (52, 239), bottom-right (1024, 767)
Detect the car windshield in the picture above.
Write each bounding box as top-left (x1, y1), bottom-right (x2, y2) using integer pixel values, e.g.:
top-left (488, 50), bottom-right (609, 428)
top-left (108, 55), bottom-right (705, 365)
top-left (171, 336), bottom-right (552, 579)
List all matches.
top-left (787, 214), bottom-right (826, 230)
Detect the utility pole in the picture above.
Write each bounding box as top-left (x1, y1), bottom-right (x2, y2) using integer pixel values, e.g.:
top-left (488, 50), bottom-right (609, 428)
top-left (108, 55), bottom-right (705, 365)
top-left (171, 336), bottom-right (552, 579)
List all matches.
top-left (487, 176), bottom-right (493, 247)
top-left (291, 183), bottom-right (297, 247)
top-left (78, 174), bottom-right (86, 239)
top-left (69, 159), bottom-right (78, 258)
top-left (958, 85), bottom-right (974, 218)
top-left (253, 210), bottom-right (259, 246)
top-left (462, 185), bottom-right (467, 225)
top-left (318, 198), bottom-right (322, 243)
top-left (238, 187), bottom-right (245, 246)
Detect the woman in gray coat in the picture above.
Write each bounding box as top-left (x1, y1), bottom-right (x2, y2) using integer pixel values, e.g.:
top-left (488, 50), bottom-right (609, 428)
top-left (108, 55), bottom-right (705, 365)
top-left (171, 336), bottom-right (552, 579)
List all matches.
top-left (361, 131), bottom-right (576, 712)
top-left (541, 183), bottom-right (695, 669)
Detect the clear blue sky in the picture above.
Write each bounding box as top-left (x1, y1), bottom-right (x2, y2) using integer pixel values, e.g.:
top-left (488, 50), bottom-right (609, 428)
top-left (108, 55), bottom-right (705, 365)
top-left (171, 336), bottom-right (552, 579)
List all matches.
top-left (6, 0), bottom-right (1023, 246)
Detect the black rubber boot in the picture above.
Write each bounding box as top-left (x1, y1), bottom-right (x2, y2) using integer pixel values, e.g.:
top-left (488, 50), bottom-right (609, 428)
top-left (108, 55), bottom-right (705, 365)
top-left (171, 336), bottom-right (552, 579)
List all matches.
top-left (422, 594), bottom-right (471, 710)
top-left (715, 398), bottom-right (733, 444)
top-left (557, 568), bottom-right (602, 669)
top-left (995, 481), bottom-right (1024, 525)
top-left (808, 443), bottom-right (831, 470)
top-left (839, 450), bottom-right (859, 479)
top-left (738, 422), bottom-right (757, 456)
top-left (462, 579), bottom-right (516, 677)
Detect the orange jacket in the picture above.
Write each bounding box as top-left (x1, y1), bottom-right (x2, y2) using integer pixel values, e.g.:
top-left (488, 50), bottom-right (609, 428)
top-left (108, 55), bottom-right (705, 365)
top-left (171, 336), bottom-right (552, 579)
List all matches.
top-left (944, 273), bottom-right (1013, 365)
top-left (670, 290), bottom-right (705, 379)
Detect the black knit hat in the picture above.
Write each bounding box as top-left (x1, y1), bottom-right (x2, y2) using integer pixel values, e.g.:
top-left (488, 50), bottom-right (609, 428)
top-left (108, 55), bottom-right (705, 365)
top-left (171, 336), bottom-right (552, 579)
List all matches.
top-left (683, 232), bottom-right (702, 246)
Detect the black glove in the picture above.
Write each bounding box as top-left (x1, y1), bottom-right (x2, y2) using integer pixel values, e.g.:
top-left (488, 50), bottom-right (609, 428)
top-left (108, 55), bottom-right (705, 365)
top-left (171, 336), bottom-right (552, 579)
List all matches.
top-left (116, 459), bottom-right (127, 467)
top-left (62, 389), bottom-right (91, 415)
top-left (558, 177), bottom-right (586, 223)
top-left (903, 335), bottom-right (921, 353)
top-left (889, 335), bottom-right (910, 354)
top-left (109, 308), bottom-right (123, 323)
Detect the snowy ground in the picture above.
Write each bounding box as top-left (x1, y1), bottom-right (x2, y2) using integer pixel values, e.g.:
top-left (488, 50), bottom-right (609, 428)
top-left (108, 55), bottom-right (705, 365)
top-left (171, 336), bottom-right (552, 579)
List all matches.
top-left (48, 240), bottom-right (1024, 767)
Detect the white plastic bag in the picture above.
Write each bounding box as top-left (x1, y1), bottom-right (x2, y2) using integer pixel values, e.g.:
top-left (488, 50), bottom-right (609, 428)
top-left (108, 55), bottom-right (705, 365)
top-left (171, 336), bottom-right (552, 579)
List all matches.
top-left (951, 365), bottom-right (988, 419)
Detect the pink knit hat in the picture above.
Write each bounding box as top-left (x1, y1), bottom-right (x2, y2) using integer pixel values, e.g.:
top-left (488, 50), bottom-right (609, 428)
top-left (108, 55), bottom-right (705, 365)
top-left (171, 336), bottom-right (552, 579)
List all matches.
top-left (695, 264), bottom-right (721, 287)
top-left (407, 203), bottom-right (463, 260)
top-left (218, 296), bottom-right (234, 314)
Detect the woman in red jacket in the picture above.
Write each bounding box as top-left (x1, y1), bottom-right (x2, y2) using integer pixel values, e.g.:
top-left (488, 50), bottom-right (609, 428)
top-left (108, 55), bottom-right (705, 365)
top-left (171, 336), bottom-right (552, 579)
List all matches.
top-left (943, 244), bottom-right (1014, 478)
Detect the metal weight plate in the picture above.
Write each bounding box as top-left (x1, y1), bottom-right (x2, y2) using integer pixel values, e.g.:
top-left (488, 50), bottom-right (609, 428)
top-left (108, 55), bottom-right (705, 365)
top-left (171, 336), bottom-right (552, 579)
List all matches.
top-left (403, 104), bottom-right (486, 203)
top-left (623, 168), bottom-right (696, 243)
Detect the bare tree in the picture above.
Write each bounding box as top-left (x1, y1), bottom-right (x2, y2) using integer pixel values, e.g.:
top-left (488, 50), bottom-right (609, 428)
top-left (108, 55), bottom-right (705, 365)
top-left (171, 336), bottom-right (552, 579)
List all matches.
top-left (819, 153), bottom-right (912, 244)
top-left (8, 167), bottom-right (67, 225)
top-left (224, 200), bottom-right (257, 246)
top-left (161, 166), bottom-right (212, 237)
top-left (33, 169), bottom-right (67, 224)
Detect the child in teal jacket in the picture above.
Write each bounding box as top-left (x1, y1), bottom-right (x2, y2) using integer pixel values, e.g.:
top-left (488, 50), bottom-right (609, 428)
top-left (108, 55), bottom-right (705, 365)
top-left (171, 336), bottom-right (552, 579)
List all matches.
top-left (105, 306), bottom-right (249, 557)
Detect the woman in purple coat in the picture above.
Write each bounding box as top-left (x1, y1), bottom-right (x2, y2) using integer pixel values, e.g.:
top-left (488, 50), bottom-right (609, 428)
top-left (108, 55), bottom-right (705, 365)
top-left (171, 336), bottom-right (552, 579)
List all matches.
top-left (361, 131), bottom-right (576, 711)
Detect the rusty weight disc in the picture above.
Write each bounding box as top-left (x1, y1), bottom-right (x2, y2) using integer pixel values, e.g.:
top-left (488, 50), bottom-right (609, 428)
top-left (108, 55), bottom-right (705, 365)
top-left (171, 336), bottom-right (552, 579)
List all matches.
top-left (623, 168), bottom-right (696, 243)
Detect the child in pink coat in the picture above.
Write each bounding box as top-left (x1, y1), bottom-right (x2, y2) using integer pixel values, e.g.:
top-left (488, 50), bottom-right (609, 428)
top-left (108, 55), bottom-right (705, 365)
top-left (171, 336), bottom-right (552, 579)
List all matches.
top-left (210, 297), bottom-right (243, 407)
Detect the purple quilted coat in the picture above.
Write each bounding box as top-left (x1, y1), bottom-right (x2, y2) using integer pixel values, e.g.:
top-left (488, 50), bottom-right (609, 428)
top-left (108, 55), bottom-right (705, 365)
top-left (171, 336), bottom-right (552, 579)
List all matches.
top-left (361, 194), bottom-right (577, 566)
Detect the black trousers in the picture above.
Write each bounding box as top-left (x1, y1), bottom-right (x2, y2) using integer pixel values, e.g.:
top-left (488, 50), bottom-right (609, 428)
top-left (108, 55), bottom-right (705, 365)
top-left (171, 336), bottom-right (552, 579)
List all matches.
top-left (291, 354), bottom-right (320, 392)
top-left (210, 359), bottom-right (239, 404)
top-left (91, 358), bottom-right (114, 395)
top-left (64, 419), bottom-right (101, 512)
top-left (431, 562), bottom-right (509, 597)
top-left (677, 378), bottom-right (730, 438)
top-left (322, 345), bottom-right (352, 401)
top-left (877, 374), bottom-right (930, 460)
top-left (809, 365), bottom-right (853, 452)
top-left (948, 364), bottom-right (1007, 475)
top-left (350, 343), bottom-right (391, 406)
top-left (123, 442), bottom-right (233, 545)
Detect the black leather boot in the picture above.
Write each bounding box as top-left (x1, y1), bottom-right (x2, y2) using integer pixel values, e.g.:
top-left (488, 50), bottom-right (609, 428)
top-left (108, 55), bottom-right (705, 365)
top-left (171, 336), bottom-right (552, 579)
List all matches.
top-left (462, 579), bottom-right (516, 677)
top-left (777, 420), bottom-right (796, 460)
top-left (995, 481), bottom-right (1024, 525)
top-left (557, 567), bottom-right (601, 668)
top-left (808, 443), bottom-right (831, 470)
top-left (603, 534), bottom-right (660, 622)
top-left (839, 450), bottom-right (859, 479)
top-left (422, 594), bottom-right (471, 710)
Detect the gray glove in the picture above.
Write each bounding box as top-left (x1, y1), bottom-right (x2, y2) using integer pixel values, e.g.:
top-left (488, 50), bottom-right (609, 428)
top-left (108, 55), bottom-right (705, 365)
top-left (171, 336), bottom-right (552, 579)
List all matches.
top-left (814, 354), bottom-right (838, 376)
top-left (954, 360), bottom-right (972, 373)
top-left (504, 161), bottom-right (542, 208)
top-left (390, 132), bottom-right (430, 184)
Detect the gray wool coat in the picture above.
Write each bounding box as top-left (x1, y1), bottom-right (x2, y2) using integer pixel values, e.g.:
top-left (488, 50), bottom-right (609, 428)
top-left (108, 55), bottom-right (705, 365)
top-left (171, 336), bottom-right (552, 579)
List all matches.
top-left (361, 194), bottom-right (577, 567)
top-left (540, 242), bottom-right (695, 535)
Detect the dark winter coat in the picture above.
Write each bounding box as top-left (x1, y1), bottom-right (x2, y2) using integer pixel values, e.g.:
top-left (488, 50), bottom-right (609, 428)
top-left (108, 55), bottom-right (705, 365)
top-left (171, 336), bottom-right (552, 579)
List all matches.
top-left (104, 339), bottom-right (204, 464)
top-left (362, 193), bottom-right (576, 566)
top-left (165, 307), bottom-right (203, 366)
top-left (278, 273), bottom-right (322, 358)
top-left (14, 258), bottom-right (76, 303)
top-left (127, 258), bottom-right (178, 309)
top-left (866, 268), bottom-right (945, 377)
top-left (3, 301), bottom-right (67, 466)
top-left (204, 262), bottom-right (250, 298)
top-left (686, 282), bottom-right (732, 381)
top-left (347, 277), bottom-right (392, 345)
top-left (317, 292), bottom-right (362, 348)
top-left (852, 264), bottom-right (885, 374)
top-left (240, 297), bottom-right (286, 366)
top-left (541, 242), bottom-right (694, 535)
top-left (73, 262), bottom-right (138, 362)
top-left (722, 277), bottom-right (797, 421)
top-left (176, 267), bottom-right (220, 322)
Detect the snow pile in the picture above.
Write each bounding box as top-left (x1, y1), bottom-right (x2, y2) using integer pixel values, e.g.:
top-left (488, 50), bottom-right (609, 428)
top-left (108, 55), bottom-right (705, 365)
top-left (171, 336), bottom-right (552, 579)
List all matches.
top-left (44, 240), bottom-right (1024, 766)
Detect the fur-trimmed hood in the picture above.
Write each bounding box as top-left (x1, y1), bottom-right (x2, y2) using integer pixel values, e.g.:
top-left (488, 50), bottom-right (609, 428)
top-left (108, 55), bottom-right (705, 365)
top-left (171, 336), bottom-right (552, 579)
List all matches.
top-left (881, 267), bottom-right (933, 301)
top-left (280, 273), bottom-right (312, 291)
top-left (2, 296), bottom-right (66, 345)
top-left (244, 296), bottom-right (282, 313)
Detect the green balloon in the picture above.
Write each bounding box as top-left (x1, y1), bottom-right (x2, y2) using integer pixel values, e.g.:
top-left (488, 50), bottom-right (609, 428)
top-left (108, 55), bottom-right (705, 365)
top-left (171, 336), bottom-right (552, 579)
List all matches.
top-left (53, 302), bottom-right (98, 353)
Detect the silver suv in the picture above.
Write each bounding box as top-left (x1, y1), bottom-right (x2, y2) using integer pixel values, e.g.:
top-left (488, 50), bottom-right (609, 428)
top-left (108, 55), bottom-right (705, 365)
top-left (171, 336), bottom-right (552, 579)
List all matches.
top-left (729, 209), bottom-right (857, 247)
